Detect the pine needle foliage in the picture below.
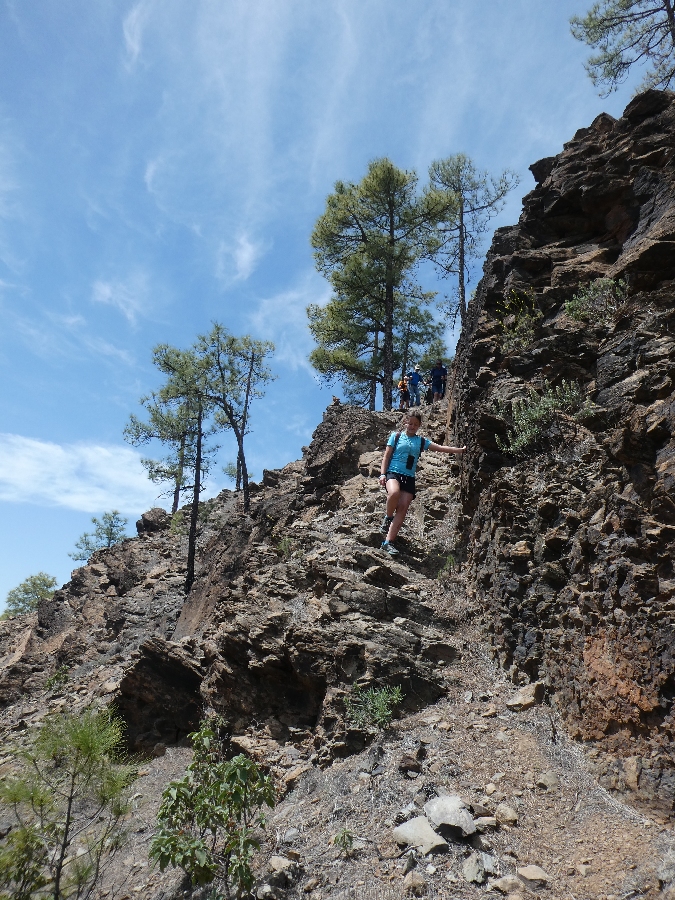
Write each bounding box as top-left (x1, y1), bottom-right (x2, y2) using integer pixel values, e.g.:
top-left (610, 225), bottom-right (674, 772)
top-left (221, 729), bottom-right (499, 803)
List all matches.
top-left (571, 1), bottom-right (675, 95)
top-left (69, 512), bottom-right (129, 562)
top-left (149, 717), bottom-right (275, 898)
top-left (496, 380), bottom-right (591, 456)
top-left (0, 708), bottom-right (137, 900)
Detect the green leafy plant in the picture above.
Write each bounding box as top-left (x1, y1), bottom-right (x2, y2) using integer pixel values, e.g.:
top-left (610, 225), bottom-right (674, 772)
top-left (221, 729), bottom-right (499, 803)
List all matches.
top-left (69, 511), bottom-right (129, 562)
top-left (564, 277), bottom-right (627, 324)
top-left (0, 707), bottom-right (137, 900)
top-left (344, 684), bottom-right (404, 730)
top-left (437, 553), bottom-right (457, 581)
top-left (496, 288), bottom-right (542, 354)
top-left (149, 717), bottom-right (275, 898)
top-left (333, 828), bottom-right (355, 858)
top-left (495, 379), bottom-right (589, 456)
top-left (276, 536), bottom-right (293, 558)
top-left (2, 573), bottom-right (57, 620)
top-left (44, 666), bottom-right (69, 691)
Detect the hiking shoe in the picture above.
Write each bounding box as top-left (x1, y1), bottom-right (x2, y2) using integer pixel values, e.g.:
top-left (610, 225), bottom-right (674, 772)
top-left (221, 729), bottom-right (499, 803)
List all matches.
top-left (381, 541), bottom-right (399, 556)
top-left (380, 514), bottom-right (394, 534)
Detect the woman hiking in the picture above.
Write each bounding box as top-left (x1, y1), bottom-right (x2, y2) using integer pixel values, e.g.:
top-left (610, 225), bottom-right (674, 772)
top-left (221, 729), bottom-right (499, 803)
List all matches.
top-left (379, 411), bottom-right (466, 556)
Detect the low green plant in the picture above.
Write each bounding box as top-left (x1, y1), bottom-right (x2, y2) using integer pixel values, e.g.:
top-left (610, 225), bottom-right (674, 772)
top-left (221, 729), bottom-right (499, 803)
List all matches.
top-left (344, 684), bottom-right (404, 730)
top-left (276, 536), bottom-right (293, 558)
top-left (564, 277), bottom-right (627, 324)
top-left (149, 717), bottom-right (275, 898)
top-left (0, 707), bottom-right (137, 900)
top-left (495, 379), bottom-right (588, 456)
top-left (45, 666), bottom-right (69, 691)
top-left (497, 288), bottom-right (542, 354)
top-left (333, 827), bottom-right (354, 858)
top-left (437, 553), bottom-right (457, 581)
top-left (170, 510), bottom-right (187, 536)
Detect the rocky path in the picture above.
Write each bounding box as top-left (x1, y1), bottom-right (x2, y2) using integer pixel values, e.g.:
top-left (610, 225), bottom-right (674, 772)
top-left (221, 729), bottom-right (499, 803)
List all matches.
top-left (0, 400), bottom-right (673, 900)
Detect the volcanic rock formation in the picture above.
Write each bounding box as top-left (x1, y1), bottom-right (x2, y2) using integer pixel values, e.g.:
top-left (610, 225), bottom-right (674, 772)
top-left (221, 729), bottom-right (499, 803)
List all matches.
top-left (451, 88), bottom-right (675, 820)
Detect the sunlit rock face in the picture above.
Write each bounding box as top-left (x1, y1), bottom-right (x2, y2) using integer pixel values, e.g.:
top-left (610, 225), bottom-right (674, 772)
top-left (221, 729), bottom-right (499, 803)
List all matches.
top-left (452, 88), bottom-right (675, 819)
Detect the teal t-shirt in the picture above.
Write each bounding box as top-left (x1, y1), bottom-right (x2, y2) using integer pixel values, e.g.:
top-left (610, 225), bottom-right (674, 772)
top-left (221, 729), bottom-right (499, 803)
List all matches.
top-left (387, 432), bottom-right (431, 477)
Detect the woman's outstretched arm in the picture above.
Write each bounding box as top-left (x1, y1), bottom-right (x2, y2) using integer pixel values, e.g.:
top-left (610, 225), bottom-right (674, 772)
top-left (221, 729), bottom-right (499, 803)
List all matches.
top-left (428, 442), bottom-right (466, 455)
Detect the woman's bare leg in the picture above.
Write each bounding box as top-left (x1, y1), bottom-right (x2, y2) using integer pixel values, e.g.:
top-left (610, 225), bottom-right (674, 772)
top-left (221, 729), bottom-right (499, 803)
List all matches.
top-left (386, 490), bottom-right (413, 542)
top-left (385, 478), bottom-right (401, 518)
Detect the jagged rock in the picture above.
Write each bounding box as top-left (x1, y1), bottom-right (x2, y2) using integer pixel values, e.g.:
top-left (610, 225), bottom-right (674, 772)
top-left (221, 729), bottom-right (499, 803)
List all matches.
top-left (489, 874), bottom-right (524, 893)
top-left (423, 795), bottom-right (476, 836)
top-left (402, 870), bottom-right (426, 895)
top-left (392, 816), bottom-right (448, 855)
top-left (268, 855), bottom-right (300, 888)
top-left (536, 770), bottom-right (559, 791)
top-left (136, 507), bottom-right (170, 535)
top-left (517, 865), bottom-right (550, 886)
top-left (495, 803), bottom-right (518, 825)
top-left (462, 851), bottom-right (496, 884)
top-left (452, 88), bottom-right (675, 821)
top-left (505, 682), bottom-right (544, 711)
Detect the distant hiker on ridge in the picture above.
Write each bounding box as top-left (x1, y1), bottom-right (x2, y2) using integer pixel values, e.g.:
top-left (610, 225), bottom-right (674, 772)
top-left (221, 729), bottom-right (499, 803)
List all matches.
top-left (397, 375), bottom-right (410, 410)
top-left (406, 364), bottom-right (423, 407)
top-left (379, 411), bottom-right (466, 556)
top-left (430, 358), bottom-right (447, 401)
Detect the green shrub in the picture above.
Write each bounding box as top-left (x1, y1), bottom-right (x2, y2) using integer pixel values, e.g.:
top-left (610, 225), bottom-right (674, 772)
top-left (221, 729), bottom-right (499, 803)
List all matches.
top-left (333, 827), bottom-right (354, 858)
top-left (0, 708), bottom-right (137, 900)
top-left (170, 510), bottom-right (187, 535)
top-left (149, 717), bottom-right (275, 897)
top-left (497, 288), bottom-right (542, 354)
top-left (276, 536), bottom-right (293, 558)
top-left (45, 666), bottom-right (69, 691)
top-left (3, 573), bottom-right (57, 619)
top-left (437, 553), bottom-right (457, 581)
top-left (344, 684), bottom-right (404, 730)
top-left (564, 277), bottom-right (627, 324)
top-left (495, 379), bottom-right (589, 456)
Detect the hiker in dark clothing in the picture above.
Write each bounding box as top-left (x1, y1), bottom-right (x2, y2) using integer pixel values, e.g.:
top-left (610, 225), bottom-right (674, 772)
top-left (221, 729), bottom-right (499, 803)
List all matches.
top-left (406, 365), bottom-right (423, 406)
top-left (430, 359), bottom-right (447, 401)
top-left (379, 411), bottom-right (466, 556)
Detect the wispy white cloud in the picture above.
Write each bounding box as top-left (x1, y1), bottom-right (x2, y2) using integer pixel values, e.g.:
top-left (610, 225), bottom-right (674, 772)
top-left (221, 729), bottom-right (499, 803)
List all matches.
top-left (9, 308), bottom-right (134, 366)
top-left (0, 434), bottom-right (162, 514)
top-left (123, 0), bottom-right (153, 68)
top-left (91, 271), bottom-right (150, 325)
top-left (216, 232), bottom-right (267, 284)
top-left (248, 271), bottom-right (330, 374)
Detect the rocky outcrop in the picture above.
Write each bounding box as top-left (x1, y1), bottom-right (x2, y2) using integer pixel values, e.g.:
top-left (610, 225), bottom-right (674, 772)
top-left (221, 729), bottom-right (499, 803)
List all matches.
top-left (451, 89), bottom-right (675, 818)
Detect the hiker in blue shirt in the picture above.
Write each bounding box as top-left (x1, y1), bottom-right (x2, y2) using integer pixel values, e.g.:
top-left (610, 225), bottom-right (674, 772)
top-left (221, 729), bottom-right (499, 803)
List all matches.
top-left (406, 365), bottom-right (424, 406)
top-left (378, 411), bottom-right (466, 556)
top-left (430, 359), bottom-right (448, 401)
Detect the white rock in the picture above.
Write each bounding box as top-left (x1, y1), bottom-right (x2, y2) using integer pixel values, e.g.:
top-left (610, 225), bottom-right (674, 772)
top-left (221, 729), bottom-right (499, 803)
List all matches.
top-left (424, 795), bottom-right (476, 836)
top-left (392, 816), bottom-right (448, 856)
top-left (517, 864), bottom-right (550, 885)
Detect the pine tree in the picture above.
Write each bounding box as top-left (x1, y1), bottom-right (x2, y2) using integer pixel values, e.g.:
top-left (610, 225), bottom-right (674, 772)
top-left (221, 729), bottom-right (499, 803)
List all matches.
top-left (428, 154), bottom-right (518, 326)
top-left (571, 0), bottom-right (675, 95)
top-left (3, 573), bottom-right (57, 619)
top-left (69, 512), bottom-right (129, 562)
top-left (311, 158), bottom-right (453, 409)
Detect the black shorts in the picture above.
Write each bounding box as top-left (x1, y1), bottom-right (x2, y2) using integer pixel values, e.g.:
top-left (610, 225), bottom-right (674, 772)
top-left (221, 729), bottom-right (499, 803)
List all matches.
top-left (386, 472), bottom-right (416, 498)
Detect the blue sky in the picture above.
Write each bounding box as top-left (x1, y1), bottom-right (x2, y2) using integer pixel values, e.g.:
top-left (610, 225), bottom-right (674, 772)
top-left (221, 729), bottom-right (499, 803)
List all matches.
top-left (0, 0), bottom-right (644, 607)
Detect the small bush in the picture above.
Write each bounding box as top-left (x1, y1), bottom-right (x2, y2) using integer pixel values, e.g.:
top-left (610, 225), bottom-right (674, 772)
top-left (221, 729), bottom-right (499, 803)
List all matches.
top-left (564, 277), bottom-right (627, 324)
top-left (170, 510), bottom-right (187, 535)
top-left (333, 828), bottom-right (354, 858)
top-left (276, 536), bottom-right (293, 558)
top-left (0, 707), bottom-right (137, 900)
top-left (344, 684), bottom-right (404, 730)
top-left (495, 379), bottom-right (588, 456)
top-left (150, 717), bottom-right (275, 897)
top-left (437, 553), bottom-right (457, 581)
top-left (45, 665), bottom-right (69, 690)
top-left (497, 288), bottom-right (542, 354)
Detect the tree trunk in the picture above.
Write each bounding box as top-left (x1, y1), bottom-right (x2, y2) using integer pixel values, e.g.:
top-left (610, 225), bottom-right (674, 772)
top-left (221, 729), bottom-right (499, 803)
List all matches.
top-left (172, 433), bottom-right (186, 514)
top-left (236, 427), bottom-right (250, 513)
top-left (458, 197), bottom-right (466, 323)
top-left (664, 0), bottom-right (675, 47)
top-left (401, 320), bottom-right (411, 380)
top-left (369, 330), bottom-right (379, 410)
top-left (235, 454), bottom-right (242, 491)
top-left (185, 403), bottom-right (203, 593)
top-left (383, 204), bottom-right (396, 410)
